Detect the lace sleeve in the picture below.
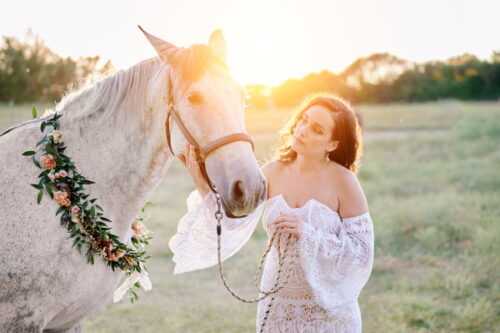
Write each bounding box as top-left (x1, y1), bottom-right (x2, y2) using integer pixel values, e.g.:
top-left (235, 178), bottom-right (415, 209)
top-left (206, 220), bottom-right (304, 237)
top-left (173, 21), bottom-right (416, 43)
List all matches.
top-left (168, 190), bottom-right (265, 274)
top-left (298, 212), bottom-right (374, 313)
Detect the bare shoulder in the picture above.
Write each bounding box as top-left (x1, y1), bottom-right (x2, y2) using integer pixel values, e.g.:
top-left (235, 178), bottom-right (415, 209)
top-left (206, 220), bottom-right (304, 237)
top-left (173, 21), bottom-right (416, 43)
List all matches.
top-left (261, 159), bottom-right (286, 179)
top-left (261, 160), bottom-right (287, 198)
top-left (329, 163), bottom-right (369, 218)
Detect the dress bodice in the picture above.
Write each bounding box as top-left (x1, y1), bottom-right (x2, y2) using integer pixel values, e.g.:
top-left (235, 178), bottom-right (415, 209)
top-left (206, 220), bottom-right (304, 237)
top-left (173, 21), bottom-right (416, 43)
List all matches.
top-left (169, 190), bottom-right (374, 332)
top-left (260, 194), bottom-right (343, 300)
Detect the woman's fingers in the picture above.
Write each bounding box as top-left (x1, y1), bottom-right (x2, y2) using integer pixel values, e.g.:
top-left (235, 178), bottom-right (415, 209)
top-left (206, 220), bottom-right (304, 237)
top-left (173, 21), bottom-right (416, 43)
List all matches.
top-left (273, 214), bottom-right (296, 223)
top-left (274, 221), bottom-right (297, 229)
top-left (182, 144), bottom-right (211, 193)
top-left (273, 217), bottom-right (300, 227)
top-left (178, 154), bottom-right (187, 166)
top-left (185, 144), bottom-right (198, 168)
top-left (272, 216), bottom-right (302, 240)
top-left (277, 227), bottom-right (300, 240)
top-left (186, 145), bottom-right (192, 163)
top-left (182, 145), bottom-right (193, 163)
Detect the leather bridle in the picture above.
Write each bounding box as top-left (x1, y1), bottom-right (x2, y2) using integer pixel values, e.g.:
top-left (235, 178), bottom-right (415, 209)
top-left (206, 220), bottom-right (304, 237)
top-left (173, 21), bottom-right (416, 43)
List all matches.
top-left (164, 73), bottom-right (255, 217)
top-left (165, 74), bottom-right (284, 320)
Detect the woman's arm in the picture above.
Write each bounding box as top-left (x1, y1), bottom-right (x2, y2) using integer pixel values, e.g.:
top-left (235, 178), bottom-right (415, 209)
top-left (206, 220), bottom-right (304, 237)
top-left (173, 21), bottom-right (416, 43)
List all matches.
top-left (170, 147), bottom-right (276, 274)
top-left (179, 144), bottom-right (211, 196)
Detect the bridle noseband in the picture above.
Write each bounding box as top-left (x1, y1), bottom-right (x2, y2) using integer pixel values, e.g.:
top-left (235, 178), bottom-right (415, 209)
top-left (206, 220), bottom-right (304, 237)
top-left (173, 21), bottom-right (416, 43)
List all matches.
top-left (164, 73), bottom-right (254, 218)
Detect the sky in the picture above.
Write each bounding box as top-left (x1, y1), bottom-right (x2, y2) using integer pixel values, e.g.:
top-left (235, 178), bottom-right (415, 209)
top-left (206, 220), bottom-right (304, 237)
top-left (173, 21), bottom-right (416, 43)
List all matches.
top-left (0, 0), bottom-right (497, 85)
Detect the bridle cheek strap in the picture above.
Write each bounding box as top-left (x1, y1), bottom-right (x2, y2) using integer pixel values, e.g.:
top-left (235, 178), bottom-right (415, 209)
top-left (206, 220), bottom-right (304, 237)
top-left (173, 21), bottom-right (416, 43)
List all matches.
top-left (164, 73), bottom-right (255, 217)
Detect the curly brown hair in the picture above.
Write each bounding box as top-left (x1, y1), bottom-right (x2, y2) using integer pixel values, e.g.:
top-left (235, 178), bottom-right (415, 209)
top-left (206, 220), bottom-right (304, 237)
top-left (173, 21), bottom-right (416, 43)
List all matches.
top-left (275, 94), bottom-right (363, 172)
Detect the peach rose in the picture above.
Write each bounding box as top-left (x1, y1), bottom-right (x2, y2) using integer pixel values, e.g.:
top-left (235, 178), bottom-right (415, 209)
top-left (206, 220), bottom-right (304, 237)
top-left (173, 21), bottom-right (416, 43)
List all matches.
top-left (107, 250), bottom-right (126, 262)
top-left (123, 255), bottom-right (136, 267)
top-left (40, 154), bottom-right (56, 170)
top-left (105, 242), bottom-right (113, 254)
top-left (54, 190), bottom-right (71, 207)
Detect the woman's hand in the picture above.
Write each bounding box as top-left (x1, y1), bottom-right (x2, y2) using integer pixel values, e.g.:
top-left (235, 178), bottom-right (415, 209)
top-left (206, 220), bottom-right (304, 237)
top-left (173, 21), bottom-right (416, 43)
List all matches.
top-left (179, 144), bottom-right (211, 196)
top-left (271, 212), bottom-right (304, 240)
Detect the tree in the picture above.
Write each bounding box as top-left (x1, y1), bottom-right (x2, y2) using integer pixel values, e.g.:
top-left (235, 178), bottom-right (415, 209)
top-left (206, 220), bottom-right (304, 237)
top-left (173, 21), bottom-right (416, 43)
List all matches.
top-left (0, 32), bottom-right (114, 103)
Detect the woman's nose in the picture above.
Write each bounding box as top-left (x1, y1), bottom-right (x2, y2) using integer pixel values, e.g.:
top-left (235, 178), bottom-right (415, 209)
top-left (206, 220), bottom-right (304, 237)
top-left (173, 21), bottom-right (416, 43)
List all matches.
top-left (296, 125), bottom-right (308, 138)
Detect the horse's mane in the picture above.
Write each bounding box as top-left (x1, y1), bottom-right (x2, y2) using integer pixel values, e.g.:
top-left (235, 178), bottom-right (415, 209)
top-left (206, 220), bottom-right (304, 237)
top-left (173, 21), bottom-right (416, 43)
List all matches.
top-left (43, 57), bottom-right (165, 118)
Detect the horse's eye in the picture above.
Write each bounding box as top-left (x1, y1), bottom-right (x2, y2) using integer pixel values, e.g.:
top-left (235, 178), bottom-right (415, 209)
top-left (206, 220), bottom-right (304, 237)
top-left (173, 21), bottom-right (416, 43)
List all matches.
top-left (188, 92), bottom-right (203, 105)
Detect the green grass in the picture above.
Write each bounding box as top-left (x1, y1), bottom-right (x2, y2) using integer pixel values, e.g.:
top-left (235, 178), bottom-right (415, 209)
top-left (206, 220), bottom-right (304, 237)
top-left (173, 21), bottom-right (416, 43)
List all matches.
top-left (1, 101), bottom-right (499, 332)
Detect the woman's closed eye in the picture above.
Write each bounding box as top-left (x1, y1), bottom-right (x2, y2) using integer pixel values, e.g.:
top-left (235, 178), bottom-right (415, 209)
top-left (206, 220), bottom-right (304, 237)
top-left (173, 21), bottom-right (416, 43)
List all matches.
top-left (313, 124), bottom-right (323, 134)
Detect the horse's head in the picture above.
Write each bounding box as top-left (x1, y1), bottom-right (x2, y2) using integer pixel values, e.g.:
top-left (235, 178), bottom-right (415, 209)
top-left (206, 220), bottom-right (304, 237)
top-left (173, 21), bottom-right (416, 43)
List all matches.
top-left (140, 27), bottom-right (266, 217)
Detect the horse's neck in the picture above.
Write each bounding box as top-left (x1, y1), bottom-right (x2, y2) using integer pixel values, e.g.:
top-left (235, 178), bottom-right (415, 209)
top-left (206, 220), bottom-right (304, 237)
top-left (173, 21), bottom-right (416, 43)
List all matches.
top-left (56, 59), bottom-right (173, 237)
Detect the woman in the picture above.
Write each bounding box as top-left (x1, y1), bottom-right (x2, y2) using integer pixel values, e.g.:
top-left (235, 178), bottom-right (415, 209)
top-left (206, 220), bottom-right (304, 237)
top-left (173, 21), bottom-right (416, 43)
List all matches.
top-left (169, 94), bottom-right (374, 332)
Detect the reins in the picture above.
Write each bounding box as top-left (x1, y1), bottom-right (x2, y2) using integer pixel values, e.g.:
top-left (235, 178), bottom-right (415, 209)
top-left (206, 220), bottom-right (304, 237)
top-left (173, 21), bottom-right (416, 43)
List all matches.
top-left (165, 72), bottom-right (291, 332)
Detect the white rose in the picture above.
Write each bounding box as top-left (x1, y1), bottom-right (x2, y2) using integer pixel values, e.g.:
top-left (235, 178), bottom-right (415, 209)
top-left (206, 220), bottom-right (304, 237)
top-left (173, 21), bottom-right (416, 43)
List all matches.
top-left (51, 130), bottom-right (63, 144)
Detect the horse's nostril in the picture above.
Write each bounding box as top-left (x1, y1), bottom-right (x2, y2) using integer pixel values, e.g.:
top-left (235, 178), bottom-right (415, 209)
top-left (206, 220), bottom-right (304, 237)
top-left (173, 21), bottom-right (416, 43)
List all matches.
top-left (231, 180), bottom-right (245, 203)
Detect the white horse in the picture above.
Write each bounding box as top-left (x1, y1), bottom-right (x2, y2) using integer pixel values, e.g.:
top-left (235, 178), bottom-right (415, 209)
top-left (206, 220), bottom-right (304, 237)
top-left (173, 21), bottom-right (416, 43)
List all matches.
top-left (0, 27), bottom-right (266, 332)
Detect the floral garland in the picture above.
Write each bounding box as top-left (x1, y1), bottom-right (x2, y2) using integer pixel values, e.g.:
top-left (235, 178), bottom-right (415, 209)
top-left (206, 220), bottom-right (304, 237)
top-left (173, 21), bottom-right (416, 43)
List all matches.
top-left (22, 108), bottom-right (151, 302)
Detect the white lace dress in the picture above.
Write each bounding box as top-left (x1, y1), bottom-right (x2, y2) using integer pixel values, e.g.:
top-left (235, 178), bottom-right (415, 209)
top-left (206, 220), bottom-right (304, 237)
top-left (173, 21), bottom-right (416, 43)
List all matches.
top-left (169, 191), bottom-right (374, 333)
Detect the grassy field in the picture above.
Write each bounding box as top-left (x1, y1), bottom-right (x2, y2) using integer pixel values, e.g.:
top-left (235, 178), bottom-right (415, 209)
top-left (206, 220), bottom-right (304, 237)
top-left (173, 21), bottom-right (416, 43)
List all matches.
top-left (1, 101), bottom-right (499, 332)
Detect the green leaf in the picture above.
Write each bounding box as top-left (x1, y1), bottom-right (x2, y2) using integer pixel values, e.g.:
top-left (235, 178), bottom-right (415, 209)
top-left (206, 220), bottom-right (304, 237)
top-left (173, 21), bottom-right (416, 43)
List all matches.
top-left (32, 106), bottom-right (38, 119)
top-left (46, 183), bottom-right (54, 198)
top-left (45, 143), bottom-right (57, 156)
top-left (70, 229), bottom-right (80, 238)
top-left (25, 106), bottom-right (150, 303)
top-left (39, 169), bottom-right (50, 178)
top-left (32, 156), bottom-right (41, 168)
top-left (56, 206), bottom-right (66, 216)
top-left (30, 183), bottom-right (43, 190)
top-left (90, 206), bottom-right (96, 218)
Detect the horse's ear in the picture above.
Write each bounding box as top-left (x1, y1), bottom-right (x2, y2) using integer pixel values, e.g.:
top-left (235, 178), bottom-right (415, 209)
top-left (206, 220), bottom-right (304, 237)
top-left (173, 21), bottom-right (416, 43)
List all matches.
top-left (138, 25), bottom-right (177, 62)
top-left (208, 29), bottom-right (226, 63)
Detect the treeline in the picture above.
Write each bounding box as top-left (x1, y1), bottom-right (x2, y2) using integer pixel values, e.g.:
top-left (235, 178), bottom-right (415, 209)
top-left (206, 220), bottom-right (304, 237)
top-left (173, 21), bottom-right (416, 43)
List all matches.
top-left (1, 33), bottom-right (498, 106)
top-left (248, 52), bottom-right (500, 108)
top-left (0, 33), bottom-right (113, 103)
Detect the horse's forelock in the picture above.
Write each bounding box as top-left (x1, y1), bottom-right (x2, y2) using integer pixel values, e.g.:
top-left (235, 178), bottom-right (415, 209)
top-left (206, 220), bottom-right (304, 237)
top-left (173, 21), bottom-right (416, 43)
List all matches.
top-left (170, 45), bottom-right (227, 84)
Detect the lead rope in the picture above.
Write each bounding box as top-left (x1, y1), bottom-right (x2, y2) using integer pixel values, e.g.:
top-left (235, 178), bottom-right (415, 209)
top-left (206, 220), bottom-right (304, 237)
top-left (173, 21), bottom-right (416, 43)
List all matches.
top-left (214, 192), bottom-right (293, 333)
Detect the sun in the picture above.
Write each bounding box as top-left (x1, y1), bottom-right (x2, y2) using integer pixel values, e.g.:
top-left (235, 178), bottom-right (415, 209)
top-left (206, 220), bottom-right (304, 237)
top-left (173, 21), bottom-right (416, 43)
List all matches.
top-left (220, 2), bottom-right (309, 86)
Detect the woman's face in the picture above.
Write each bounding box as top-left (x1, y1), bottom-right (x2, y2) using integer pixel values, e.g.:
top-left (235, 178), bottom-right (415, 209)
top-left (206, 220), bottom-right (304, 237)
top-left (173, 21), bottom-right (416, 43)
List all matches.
top-left (291, 105), bottom-right (338, 158)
